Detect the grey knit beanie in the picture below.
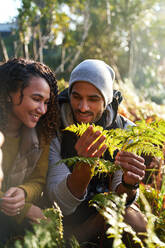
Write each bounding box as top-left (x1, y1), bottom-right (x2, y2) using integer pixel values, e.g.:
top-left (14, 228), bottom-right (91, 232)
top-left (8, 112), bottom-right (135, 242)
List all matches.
top-left (69, 59), bottom-right (115, 107)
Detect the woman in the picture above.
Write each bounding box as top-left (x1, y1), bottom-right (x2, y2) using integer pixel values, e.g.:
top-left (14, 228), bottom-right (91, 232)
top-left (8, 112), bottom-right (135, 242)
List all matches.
top-left (0, 58), bottom-right (59, 243)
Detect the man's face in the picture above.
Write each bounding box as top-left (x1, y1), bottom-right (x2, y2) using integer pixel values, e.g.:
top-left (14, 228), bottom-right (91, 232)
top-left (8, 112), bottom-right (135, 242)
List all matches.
top-left (70, 81), bottom-right (105, 124)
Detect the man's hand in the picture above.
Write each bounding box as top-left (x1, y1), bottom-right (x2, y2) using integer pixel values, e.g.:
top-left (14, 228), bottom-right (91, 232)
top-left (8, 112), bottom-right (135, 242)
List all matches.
top-left (67, 126), bottom-right (107, 199)
top-left (1, 187), bottom-right (25, 216)
top-left (115, 151), bottom-right (146, 186)
top-left (26, 205), bottom-right (46, 223)
top-left (75, 125), bottom-right (107, 158)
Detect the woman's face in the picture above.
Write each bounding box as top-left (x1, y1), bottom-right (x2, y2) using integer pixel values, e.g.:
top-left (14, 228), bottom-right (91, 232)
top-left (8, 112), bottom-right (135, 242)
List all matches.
top-left (9, 76), bottom-right (50, 129)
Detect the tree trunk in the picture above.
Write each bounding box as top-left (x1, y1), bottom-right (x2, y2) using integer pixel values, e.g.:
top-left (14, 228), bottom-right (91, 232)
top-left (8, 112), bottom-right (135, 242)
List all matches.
top-left (67, 0), bottom-right (91, 72)
top-left (23, 43), bottom-right (29, 59)
top-left (32, 28), bottom-right (39, 60)
top-left (0, 34), bottom-right (8, 61)
top-left (60, 46), bottom-right (66, 72)
top-left (38, 27), bottom-right (43, 63)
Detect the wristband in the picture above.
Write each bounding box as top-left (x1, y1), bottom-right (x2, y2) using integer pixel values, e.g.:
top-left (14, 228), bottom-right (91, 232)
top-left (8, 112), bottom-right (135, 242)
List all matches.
top-left (122, 175), bottom-right (139, 190)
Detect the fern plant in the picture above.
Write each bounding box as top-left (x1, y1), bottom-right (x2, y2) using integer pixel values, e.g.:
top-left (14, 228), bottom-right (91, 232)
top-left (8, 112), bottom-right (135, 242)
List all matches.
top-left (56, 156), bottom-right (121, 176)
top-left (89, 192), bottom-right (165, 247)
top-left (10, 204), bottom-right (80, 248)
top-left (11, 205), bottom-right (65, 248)
top-left (60, 120), bottom-right (165, 176)
top-left (90, 193), bottom-right (144, 248)
top-left (139, 191), bottom-right (165, 247)
top-left (138, 180), bottom-right (165, 243)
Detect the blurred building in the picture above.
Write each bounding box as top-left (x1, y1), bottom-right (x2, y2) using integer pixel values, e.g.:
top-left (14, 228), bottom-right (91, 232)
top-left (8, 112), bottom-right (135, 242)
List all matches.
top-left (0, 23), bottom-right (17, 36)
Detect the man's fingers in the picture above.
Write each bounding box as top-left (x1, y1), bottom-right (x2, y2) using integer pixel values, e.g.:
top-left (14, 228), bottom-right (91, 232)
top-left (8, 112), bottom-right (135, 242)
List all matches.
top-left (115, 151), bottom-right (146, 185)
top-left (116, 151), bottom-right (144, 163)
top-left (124, 171), bottom-right (144, 184)
top-left (92, 144), bottom-right (107, 157)
top-left (115, 157), bottom-right (146, 171)
top-left (75, 126), bottom-right (106, 157)
top-left (116, 161), bottom-right (145, 178)
top-left (87, 135), bottom-right (106, 154)
top-left (76, 129), bottom-right (101, 150)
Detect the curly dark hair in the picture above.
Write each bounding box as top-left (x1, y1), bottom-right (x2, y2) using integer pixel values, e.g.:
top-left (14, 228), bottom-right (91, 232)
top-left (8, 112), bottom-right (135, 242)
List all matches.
top-left (0, 57), bottom-right (59, 141)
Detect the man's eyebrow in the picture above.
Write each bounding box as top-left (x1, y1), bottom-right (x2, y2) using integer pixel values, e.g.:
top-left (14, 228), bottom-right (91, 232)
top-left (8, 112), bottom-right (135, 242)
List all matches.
top-left (88, 95), bottom-right (102, 98)
top-left (71, 91), bottom-right (101, 98)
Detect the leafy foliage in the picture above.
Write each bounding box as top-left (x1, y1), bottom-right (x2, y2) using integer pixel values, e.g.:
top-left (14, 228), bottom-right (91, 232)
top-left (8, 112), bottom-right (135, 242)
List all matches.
top-left (56, 156), bottom-right (120, 177)
top-left (10, 204), bottom-right (81, 248)
top-left (139, 191), bottom-right (165, 247)
top-left (12, 205), bottom-right (65, 248)
top-left (90, 192), bottom-right (165, 247)
top-left (138, 181), bottom-right (165, 243)
top-left (2, 0), bottom-right (165, 103)
top-left (62, 120), bottom-right (165, 246)
top-left (65, 119), bottom-right (165, 159)
top-left (90, 193), bottom-right (143, 248)
top-left (8, 189), bottom-right (165, 248)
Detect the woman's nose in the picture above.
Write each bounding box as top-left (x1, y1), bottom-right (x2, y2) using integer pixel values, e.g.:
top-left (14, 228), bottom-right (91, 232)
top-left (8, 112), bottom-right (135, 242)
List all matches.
top-left (37, 103), bottom-right (47, 115)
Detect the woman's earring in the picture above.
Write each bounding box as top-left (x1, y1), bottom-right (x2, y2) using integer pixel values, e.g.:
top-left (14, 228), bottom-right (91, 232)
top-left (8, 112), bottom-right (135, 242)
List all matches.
top-left (7, 96), bottom-right (12, 103)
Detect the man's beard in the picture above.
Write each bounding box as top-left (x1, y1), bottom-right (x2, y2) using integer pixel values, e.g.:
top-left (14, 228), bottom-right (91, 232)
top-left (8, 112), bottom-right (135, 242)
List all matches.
top-left (73, 109), bottom-right (103, 124)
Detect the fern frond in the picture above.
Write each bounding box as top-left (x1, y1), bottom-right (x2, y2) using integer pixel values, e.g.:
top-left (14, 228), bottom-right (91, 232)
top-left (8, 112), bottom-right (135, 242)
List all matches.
top-left (90, 193), bottom-right (144, 248)
top-left (56, 156), bottom-right (120, 176)
top-left (65, 123), bottom-right (109, 137)
top-left (64, 120), bottom-right (165, 159)
top-left (64, 123), bottom-right (106, 136)
top-left (125, 142), bottom-right (163, 158)
top-left (139, 192), bottom-right (165, 247)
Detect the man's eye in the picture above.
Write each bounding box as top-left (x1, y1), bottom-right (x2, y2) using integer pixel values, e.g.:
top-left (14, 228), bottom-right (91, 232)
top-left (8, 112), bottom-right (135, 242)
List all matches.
top-left (89, 98), bottom-right (100, 102)
top-left (73, 95), bottom-right (80, 99)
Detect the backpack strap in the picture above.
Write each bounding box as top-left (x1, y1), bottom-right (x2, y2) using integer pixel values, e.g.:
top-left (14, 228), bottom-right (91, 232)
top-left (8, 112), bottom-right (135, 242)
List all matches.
top-left (115, 114), bottom-right (125, 129)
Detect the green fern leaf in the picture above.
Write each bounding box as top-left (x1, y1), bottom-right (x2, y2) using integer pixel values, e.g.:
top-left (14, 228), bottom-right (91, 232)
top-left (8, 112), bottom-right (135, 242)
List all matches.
top-left (56, 156), bottom-right (120, 176)
top-left (64, 120), bottom-right (165, 159)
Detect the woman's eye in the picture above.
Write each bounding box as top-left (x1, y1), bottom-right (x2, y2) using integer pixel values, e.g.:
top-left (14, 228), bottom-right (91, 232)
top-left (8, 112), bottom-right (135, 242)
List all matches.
top-left (33, 98), bottom-right (40, 102)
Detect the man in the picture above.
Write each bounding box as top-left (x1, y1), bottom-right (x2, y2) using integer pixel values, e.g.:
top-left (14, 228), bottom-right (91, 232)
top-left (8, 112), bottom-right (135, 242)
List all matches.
top-left (47, 59), bottom-right (146, 246)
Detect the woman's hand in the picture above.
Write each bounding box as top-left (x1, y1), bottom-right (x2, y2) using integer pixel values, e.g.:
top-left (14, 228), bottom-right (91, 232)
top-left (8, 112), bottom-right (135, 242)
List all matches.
top-left (26, 205), bottom-right (46, 223)
top-left (1, 187), bottom-right (25, 216)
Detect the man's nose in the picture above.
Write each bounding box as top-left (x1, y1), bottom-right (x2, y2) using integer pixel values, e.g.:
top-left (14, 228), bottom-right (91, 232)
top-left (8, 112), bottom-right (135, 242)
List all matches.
top-left (78, 100), bottom-right (89, 112)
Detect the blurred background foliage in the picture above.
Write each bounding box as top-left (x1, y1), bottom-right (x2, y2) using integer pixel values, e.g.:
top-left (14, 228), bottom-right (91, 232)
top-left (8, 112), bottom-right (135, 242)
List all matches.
top-left (1, 0), bottom-right (165, 118)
